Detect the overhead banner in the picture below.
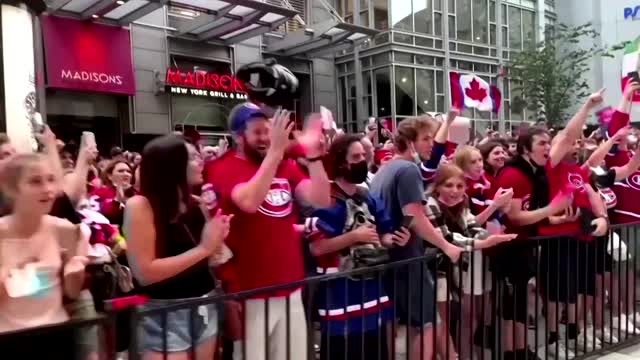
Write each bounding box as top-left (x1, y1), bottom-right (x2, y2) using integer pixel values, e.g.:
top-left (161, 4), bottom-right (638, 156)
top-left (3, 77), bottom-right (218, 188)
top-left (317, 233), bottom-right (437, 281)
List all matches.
top-left (41, 15), bottom-right (135, 95)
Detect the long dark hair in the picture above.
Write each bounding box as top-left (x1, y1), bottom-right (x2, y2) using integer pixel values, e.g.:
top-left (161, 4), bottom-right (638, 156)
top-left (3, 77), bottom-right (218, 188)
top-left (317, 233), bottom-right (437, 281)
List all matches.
top-left (140, 135), bottom-right (190, 255)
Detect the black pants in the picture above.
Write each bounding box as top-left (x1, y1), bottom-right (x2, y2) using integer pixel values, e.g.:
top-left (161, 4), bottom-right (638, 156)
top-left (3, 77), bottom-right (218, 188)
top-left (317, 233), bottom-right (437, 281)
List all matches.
top-left (320, 328), bottom-right (389, 360)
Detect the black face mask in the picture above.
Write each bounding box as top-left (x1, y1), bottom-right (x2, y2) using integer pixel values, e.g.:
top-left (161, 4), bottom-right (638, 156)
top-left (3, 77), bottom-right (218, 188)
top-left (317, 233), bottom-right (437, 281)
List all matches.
top-left (343, 161), bottom-right (369, 184)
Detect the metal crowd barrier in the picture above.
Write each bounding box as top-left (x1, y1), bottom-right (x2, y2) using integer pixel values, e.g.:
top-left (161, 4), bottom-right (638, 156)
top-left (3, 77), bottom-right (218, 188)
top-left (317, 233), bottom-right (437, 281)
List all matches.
top-left (2, 224), bottom-right (640, 360)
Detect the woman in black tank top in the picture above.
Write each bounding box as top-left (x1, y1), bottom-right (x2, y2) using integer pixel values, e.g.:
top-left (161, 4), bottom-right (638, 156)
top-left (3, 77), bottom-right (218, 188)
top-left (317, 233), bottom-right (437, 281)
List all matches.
top-left (124, 135), bottom-right (233, 359)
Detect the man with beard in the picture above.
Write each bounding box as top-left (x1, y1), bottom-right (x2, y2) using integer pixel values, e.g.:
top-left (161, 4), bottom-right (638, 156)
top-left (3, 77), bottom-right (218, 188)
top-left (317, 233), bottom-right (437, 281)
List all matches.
top-left (201, 102), bottom-right (331, 360)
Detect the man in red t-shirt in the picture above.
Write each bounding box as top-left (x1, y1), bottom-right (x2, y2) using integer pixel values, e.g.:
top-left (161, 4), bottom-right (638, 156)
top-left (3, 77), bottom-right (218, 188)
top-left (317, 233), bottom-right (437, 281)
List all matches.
top-left (202, 102), bottom-right (330, 360)
top-left (492, 90), bottom-right (604, 359)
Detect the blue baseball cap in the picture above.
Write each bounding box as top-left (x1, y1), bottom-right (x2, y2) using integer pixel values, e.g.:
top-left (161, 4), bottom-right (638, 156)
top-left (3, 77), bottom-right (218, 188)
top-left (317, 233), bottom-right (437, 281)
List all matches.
top-left (229, 102), bottom-right (268, 134)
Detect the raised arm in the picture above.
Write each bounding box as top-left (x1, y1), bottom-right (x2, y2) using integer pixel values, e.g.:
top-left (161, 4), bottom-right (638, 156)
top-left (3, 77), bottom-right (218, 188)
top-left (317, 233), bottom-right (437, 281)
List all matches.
top-left (585, 127), bottom-right (630, 169)
top-left (613, 149), bottom-right (640, 180)
top-left (550, 90), bottom-right (605, 168)
top-left (232, 110), bottom-right (292, 213)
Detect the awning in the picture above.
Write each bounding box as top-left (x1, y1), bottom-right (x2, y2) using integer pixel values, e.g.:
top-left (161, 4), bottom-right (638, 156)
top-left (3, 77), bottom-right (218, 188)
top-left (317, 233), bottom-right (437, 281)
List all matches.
top-left (45, 0), bottom-right (298, 44)
top-left (265, 13), bottom-right (378, 57)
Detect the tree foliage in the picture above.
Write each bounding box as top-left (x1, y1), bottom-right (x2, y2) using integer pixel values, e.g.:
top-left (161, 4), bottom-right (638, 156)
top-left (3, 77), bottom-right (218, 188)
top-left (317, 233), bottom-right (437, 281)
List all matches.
top-left (510, 23), bottom-right (625, 125)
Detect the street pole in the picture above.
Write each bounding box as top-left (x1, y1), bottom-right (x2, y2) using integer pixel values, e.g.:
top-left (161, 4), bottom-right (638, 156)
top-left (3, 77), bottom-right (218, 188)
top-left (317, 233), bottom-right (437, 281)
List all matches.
top-left (353, 0), bottom-right (365, 132)
top-left (496, 0), bottom-right (506, 134)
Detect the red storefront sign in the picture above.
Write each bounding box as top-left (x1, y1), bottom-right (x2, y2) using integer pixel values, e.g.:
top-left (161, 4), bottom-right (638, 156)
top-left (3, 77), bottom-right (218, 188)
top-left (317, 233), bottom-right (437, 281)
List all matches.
top-left (165, 69), bottom-right (247, 100)
top-left (41, 16), bottom-right (135, 95)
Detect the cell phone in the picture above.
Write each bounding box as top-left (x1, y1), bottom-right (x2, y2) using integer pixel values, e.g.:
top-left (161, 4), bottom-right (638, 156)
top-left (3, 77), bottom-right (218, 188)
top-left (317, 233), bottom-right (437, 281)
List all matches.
top-left (82, 131), bottom-right (96, 148)
top-left (32, 112), bottom-right (45, 134)
top-left (628, 71), bottom-right (640, 84)
top-left (401, 215), bottom-right (415, 229)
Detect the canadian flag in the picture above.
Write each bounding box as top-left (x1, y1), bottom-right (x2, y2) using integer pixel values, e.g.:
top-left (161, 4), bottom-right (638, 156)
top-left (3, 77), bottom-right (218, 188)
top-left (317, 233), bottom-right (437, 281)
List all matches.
top-left (450, 72), bottom-right (501, 113)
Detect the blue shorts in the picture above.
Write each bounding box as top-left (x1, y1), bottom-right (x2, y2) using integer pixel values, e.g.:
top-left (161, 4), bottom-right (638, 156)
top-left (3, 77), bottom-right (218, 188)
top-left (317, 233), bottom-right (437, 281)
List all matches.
top-left (140, 296), bottom-right (219, 353)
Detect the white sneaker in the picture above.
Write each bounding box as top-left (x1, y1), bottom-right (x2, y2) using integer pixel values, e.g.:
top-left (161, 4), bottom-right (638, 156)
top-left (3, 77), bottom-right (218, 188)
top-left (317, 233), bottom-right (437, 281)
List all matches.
top-left (538, 341), bottom-right (576, 360)
top-left (595, 326), bottom-right (620, 344)
top-left (611, 314), bottom-right (640, 335)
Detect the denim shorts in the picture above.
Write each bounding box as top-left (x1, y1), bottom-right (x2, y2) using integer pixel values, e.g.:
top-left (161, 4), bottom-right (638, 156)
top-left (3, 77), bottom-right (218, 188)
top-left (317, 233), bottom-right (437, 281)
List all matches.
top-left (140, 294), bottom-right (219, 353)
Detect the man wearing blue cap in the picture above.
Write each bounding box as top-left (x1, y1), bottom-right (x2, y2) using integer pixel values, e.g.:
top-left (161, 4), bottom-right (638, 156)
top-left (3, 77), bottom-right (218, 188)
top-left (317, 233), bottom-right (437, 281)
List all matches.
top-left (201, 102), bottom-right (331, 360)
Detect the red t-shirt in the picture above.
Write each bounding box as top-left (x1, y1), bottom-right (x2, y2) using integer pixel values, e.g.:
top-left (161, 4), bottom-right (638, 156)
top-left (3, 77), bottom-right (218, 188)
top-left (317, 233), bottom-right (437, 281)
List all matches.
top-left (538, 161), bottom-right (591, 237)
top-left (202, 153), bottom-right (307, 297)
top-left (492, 167), bottom-right (534, 239)
top-left (466, 175), bottom-right (492, 216)
top-left (605, 149), bottom-right (640, 224)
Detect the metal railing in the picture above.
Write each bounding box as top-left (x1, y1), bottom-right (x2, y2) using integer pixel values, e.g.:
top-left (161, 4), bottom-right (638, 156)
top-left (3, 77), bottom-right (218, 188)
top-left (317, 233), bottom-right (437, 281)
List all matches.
top-left (3, 224), bottom-right (640, 360)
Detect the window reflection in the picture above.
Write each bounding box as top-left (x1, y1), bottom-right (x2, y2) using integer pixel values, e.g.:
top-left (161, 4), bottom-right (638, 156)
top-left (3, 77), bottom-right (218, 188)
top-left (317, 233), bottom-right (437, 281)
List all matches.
top-left (472, 0), bottom-right (488, 43)
top-left (395, 67), bottom-right (415, 116)
top-left (391, 0), bottom-right (413, 30)
top-left (456, 0), bottom-right (472, 40)
top-left (373, 0), bottom-right (389, 29)
top-left (508, 6), bottom-right (521, 49)
top-left (522, 10), bottom-right (535, 48)
top-left (375, 67), bottom-right (392, 117)
top-left (416, 69), bottom-right (435, 114)
top-left (414, 0), bottom-right (433, 34)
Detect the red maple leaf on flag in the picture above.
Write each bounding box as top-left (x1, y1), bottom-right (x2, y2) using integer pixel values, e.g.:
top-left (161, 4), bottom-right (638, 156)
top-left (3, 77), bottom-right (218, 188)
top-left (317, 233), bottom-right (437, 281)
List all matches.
top-left (465, 78), bottom-right (487, 102)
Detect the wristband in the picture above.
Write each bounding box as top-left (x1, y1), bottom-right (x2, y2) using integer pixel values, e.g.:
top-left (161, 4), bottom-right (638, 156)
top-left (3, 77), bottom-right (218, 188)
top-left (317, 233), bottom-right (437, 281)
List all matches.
top-left (306, 156), bottom-right (323, 163)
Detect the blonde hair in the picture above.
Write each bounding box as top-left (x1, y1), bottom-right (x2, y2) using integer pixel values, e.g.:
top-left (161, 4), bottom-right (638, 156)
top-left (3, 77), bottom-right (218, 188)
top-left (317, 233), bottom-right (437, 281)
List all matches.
top-left (393, 115), bottom-right (439, 153)
top-left (0, 153), bottom-right (45, 199)
top-left (452, 145), bottom-right (481, 173)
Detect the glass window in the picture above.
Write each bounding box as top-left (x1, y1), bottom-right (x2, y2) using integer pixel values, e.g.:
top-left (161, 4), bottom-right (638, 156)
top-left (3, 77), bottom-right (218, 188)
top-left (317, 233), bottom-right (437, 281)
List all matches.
top-left (395, 52), bottom-right (414, 63)
top-left (373, 52), bottom-right (390, 65)
top-left (472, 0), bottom-right (488, 43)
top-left (448, 0), bottom-right (455, 14)
top-left (448, 15), bottom-right (456, 38)
top-left (375, 67), bottom-right (392, 117)
top-left (456, 0), bottom-right (472, 40)
top-left (436, 95), bottom-right (445, 112)
top-left (489, 0), bottom-right (495, 22)
top-left (489, 24), bottom-right (496, 45)
top-left (434, 12), bottom-right (442, 36)
top-left (416, 37), bottom-right (434, 47)
top-left (435, 70), bottom-right (444, 93)
top-left (391, 0), bottom-right (413, 31)
top-left (458, 61), bottom-right (473, 70)
top-left (459, 43), bottom-right (473, 53)
top-left (414, 0), bottom-right (433, 34)
top-left (373, 0), bottom-right (389, 30)
top-left (501, 3), bottom-right (507, 23)
top-left (394, 32), bottom-right (413, 44)
top-left (508, 6), bottom-right (522, 49)
top-left (416, 69), bottom-right (435, 114)
top-left (474, 63), bottom-right (490, 73)
top-left (363, 71), bottom-right (372, 95)
top-left (395, 67), bottom-right (415, 116)
top-left (360, 11), bottom-right (370, 26)
top-left (522, 10), bottom-right (535, 48)
top-left (416, 55), bottom-right (434, 65)
top-left (502, 26), bottom-right (508, 47)
top-left (434, 0), bottom-right (442, 11)
top-left (347, 75), bottom-right (356, 98)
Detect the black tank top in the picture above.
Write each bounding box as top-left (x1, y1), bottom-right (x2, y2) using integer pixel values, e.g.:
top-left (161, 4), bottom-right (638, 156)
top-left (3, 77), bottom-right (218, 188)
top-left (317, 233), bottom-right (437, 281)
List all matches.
top-left (142, 206), bottom-right (217, 299)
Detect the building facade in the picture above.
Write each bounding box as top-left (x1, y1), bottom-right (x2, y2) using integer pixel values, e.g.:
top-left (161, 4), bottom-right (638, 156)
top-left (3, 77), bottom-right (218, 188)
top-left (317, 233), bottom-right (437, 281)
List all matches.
top-left (333, 0), bottom-right (557, 135)
top-left (556, 0), bottom-right (640, 120)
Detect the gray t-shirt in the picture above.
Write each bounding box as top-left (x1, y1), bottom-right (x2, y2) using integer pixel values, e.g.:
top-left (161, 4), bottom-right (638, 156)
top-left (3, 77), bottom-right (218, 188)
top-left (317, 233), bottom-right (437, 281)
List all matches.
top-left (370, 159), bottom-right (426, 260)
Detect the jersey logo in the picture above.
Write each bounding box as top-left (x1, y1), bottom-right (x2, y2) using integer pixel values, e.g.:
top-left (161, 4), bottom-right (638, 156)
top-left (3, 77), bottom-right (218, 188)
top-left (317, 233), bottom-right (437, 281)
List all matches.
top-left (599, 188), bottom-right (617, 209)
top-left (201, 183), bottom-right (218, 210)
top-left (567, 173), bottom-right (585, 192)
top-left (626, 172), bottom-right (640, 191)
top-left (259, 178), bottom-right (293, 217)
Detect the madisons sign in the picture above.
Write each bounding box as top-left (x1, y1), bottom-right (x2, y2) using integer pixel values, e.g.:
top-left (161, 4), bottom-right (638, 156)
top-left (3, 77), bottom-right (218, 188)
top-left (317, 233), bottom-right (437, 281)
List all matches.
top-left (165, 69), bottom-right (248, 100)
top-left (624, 5), bottom-right (640, 20)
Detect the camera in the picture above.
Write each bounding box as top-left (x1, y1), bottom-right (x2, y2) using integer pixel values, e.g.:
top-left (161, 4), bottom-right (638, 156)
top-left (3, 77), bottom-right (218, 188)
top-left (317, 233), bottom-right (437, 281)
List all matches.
top-left (236, 59), bottom-right (299, 110)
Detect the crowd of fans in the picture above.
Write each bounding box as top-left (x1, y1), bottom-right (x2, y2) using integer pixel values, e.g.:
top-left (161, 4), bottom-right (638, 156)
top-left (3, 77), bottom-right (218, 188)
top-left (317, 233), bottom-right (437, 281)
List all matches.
top-left (0, 81), bottom-right (640, 360)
